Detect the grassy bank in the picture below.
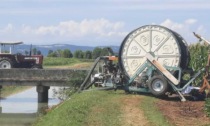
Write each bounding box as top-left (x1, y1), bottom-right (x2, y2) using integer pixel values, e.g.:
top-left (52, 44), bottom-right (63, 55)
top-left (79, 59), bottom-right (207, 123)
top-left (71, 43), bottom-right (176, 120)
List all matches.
top-left (34, 91), bottom-right (170, 126)
top-left (0, 86), bottom-right (32, 97)
top-left (34, 91), bottom-right (123, 126)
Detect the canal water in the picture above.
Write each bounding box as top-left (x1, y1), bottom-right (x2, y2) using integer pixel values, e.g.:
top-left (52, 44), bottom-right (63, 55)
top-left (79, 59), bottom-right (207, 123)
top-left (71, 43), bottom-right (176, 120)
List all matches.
top-left (0, 87), bottom-right (63, 126)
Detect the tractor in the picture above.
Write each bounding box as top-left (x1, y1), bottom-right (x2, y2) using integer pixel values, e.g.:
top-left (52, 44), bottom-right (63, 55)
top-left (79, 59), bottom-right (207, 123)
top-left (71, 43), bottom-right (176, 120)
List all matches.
top-left (0, 41), bottom-right (43, 69)
top-left (79, 25), bottom-right (209, 101)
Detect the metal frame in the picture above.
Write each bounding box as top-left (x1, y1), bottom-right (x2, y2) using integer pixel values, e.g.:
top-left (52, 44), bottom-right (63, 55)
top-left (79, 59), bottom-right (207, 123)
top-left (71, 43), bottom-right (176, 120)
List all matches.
top-left (79, 55), bottom-right (204, 101)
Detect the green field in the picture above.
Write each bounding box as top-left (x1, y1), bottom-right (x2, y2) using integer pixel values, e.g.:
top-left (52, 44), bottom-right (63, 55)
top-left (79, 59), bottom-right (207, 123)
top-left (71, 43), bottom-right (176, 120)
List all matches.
top-left (43, 57), bottom-right (93, 66)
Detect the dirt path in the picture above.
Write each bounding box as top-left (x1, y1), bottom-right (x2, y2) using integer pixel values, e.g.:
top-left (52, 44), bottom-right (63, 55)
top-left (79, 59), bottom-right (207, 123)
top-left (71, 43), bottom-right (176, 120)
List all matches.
top-left (156, 99), bottom-right (210, 126)
top-left (121, 95), bottom-right (150, 126)
top-left (120, 94), bottom-right (210, 126)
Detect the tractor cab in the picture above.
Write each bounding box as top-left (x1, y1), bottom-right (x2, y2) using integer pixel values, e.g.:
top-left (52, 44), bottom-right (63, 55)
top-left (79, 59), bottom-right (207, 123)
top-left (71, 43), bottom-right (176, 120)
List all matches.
top-left (0, 41), bottom-right (43, 69)
top-left (0, 41), bottom-right (23, 54)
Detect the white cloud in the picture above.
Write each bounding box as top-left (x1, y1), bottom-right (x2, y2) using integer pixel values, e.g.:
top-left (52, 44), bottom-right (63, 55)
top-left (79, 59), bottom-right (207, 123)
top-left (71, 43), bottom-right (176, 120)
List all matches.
top-left (160, 19), bottom-right (209, 43)
top-left (0, 19), bottom-right (127, 45)
top-left (0, 24), bottom-right (14, 33)
top-left (161, 19), bottom-right (184, 30)
top-left (185, 19), bottom-right (197, 25)
top-left (22, 18), bottom-right (127, 39)
top-left (0, 18), bottom-right (209, 46)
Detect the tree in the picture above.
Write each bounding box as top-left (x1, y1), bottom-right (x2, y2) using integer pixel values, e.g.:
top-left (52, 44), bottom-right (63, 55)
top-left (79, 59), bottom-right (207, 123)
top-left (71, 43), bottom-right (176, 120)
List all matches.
top-left (48, 52), bottom-right (57, 57)
top-left (92, 47), bottom-right (113, 59)
top-left (32, 48), bottom-right (37, 55)
top-left (56, 49), bottom-right (63, 57)
top-left (84, 50), bottom-right (92, 59)
top-left (37, 50), bottom-right (42, 55)
top-left (25, 50), bottom-right (29, 55)
top-left (101, 47), bottom-right (112, 56)
top-left (47, 50), bottom-right (57, 57)
top-left (62, 49), bottom-right (73, 58)
top-left (32, 48), bottom-right (42, 55)
top-left (48, 50), bottom-right (53, 55)
top-left (92, 47), bottom-right (102, 59)
top-left (74, 50), bottom-right (84, 58)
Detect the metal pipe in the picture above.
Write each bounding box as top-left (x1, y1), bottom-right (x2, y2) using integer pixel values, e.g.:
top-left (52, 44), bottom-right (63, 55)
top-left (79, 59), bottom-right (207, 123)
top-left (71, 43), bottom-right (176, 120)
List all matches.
top-left (193, 32), bottom-right (210, 45)
top-left (170, 68), bottom-right (204, 92)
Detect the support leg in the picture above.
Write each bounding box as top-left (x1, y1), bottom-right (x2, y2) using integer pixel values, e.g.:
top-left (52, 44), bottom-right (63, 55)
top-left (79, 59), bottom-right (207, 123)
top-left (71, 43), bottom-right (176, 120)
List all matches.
top-left (170, 84), bottom-right (186, 102)
top-left (176, 90), bottom-right (186, 102)
top-left (36, 85), bottom-right (50, 103)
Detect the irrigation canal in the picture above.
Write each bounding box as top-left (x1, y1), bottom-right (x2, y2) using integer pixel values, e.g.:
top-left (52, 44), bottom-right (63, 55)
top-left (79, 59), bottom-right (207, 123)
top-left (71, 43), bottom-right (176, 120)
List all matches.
top-left (0, 86), bottom-right (64, 126)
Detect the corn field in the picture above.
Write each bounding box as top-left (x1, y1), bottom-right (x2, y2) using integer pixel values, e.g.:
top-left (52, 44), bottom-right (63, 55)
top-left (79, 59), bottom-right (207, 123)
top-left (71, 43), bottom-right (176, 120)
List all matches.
top-left (188, 43), bottom-right (209, 86)
top-left (189, 43), bottom-right (209, 72)
top-left (189, 43), bottom-right (210, 116)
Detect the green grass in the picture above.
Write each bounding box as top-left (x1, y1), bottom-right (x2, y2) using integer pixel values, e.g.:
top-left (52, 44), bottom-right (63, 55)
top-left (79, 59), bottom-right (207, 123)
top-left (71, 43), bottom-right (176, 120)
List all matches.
top-left (43, 57), bottom-right (94, 66)
top-left (34, 91), bottom-right (123, 126)
top-left (140, 96), bottom-right (172, 126)
top-left (0, 86), bottom-right (32, 97)
top-left (43, 57), bottom-right (81, 66)
top-left (34, 90), bottom-right (172, 126)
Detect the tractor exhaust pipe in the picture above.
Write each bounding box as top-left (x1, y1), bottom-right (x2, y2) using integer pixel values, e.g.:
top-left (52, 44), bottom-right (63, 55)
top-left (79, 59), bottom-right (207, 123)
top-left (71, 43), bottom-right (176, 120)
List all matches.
top-left (29, 44), bottom-right (32, 56)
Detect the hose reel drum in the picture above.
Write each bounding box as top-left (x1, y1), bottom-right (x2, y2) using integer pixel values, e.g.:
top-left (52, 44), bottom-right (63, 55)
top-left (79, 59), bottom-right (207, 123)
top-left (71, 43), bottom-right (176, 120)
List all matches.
top-left (118, 25), bottom-right (190, 96)
top-left (119, 25), bottom-right (189, 78)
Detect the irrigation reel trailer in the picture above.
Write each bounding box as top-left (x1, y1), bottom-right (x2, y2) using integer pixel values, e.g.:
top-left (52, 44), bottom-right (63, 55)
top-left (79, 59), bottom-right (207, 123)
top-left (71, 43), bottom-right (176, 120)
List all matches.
top-left (79, 25), bottom-right (208, 101)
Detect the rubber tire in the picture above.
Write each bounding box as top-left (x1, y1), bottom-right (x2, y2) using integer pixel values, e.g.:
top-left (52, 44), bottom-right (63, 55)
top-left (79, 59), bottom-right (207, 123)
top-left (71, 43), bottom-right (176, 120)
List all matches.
top-left (0, 58), bottom-right (13, 69)
top-left (148, 75), bottom-right (168, 97)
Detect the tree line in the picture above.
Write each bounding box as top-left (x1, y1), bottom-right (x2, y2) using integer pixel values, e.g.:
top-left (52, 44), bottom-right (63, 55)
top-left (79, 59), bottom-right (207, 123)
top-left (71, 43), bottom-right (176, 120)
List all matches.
top-left (47, 47), bottom-right (114, 59)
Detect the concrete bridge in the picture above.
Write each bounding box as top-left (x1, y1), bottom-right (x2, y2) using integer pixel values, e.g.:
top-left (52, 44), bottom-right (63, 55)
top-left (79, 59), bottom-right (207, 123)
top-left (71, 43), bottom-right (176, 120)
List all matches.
top-left (0, 68), bottom-right (88, 102)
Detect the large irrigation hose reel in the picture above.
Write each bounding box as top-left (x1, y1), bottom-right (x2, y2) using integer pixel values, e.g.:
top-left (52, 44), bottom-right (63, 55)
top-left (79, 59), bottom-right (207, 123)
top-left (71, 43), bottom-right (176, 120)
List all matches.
top-left (79, 25), bottom-right (207, 101)
top-left (79, 25), bottom-right (191, 99)
top-left (118, 25), bottom-right (190, 96)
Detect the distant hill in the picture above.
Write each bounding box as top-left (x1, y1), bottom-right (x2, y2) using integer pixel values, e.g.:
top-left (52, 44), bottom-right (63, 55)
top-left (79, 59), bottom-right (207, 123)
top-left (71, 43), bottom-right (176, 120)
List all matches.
top-left (14, 44), bottom-right (120, 56)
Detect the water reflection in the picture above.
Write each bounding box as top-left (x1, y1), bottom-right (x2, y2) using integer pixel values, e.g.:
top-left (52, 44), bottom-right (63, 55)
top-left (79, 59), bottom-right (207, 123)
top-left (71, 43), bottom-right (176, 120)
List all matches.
top-left (0, 87), bottom-right (62, 126)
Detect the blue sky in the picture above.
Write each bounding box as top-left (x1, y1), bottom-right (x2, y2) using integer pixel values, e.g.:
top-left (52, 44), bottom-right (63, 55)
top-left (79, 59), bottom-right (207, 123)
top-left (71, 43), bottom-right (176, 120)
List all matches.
top-left (0, 0), bottom-right (209, 46)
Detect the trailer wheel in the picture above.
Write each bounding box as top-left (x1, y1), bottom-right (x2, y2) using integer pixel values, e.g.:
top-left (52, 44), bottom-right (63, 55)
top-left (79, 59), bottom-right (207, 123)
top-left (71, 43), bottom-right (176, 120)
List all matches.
top-left (0, 58), bottom-right (13, 69)
top-left (148, 75), bottom-right (168, 97)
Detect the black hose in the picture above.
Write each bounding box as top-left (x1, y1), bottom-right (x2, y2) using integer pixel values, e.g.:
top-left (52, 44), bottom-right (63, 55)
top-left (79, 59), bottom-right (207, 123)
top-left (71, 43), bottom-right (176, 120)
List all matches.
top-left (78, 57), bottom-right (101, 92)
top-left (83, 86), bottom-right (115, 92)
top-left (84, 79), bottom-right (96, 90)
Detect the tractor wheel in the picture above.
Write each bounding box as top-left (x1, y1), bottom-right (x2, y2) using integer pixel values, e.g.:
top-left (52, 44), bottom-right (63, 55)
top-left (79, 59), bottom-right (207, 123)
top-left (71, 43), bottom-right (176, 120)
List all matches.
top-left (32, 65), bottom-right (43, 69)
top-left (148, 75), bottom-right (168, 97)
top-left (0, 58), bottom-right (13, 69)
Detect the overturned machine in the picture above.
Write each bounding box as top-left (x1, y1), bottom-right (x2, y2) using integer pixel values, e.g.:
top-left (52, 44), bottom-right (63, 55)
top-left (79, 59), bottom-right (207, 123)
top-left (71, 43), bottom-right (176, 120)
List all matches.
top-left (79, 25), bottom-right (208, 101)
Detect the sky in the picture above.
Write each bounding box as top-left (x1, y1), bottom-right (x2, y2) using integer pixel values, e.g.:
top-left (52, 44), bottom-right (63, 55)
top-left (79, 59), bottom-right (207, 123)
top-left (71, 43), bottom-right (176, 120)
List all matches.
top-left (0, 0), bottom-right (209, 46)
